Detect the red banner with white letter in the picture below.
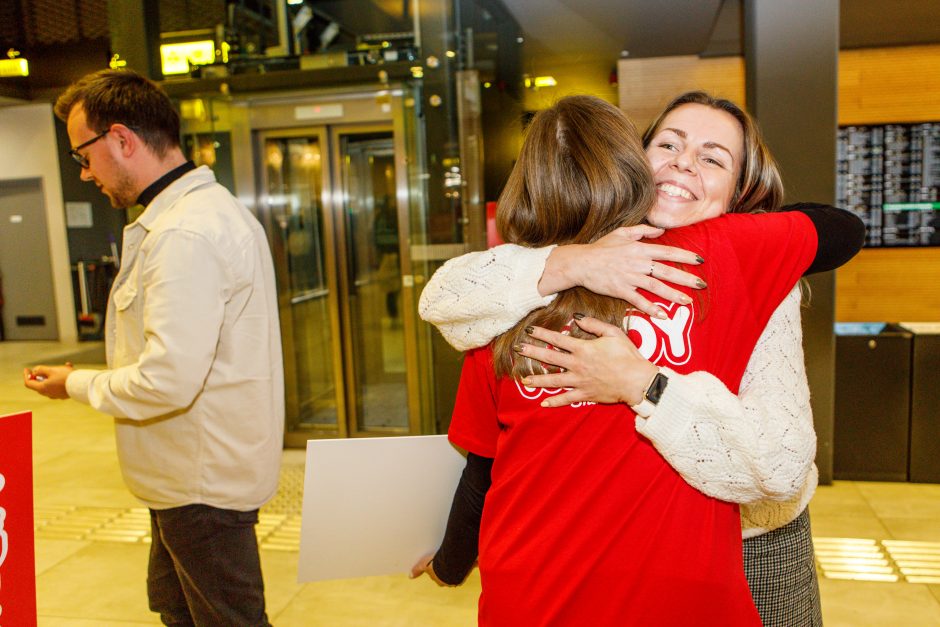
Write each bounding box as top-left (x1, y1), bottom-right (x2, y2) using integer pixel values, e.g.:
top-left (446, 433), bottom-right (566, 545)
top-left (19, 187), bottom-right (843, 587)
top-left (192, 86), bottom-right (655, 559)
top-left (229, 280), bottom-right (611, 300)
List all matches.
top-left (0, 411), bottom-right (37, 625)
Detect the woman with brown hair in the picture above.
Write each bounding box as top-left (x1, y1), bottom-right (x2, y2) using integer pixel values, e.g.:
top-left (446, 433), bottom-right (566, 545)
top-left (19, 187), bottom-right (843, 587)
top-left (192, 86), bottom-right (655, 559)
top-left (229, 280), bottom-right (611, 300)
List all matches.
top-left (413, 94), bottom-right (861, 625)
top-left (417, 91), bottom-right (862, 627)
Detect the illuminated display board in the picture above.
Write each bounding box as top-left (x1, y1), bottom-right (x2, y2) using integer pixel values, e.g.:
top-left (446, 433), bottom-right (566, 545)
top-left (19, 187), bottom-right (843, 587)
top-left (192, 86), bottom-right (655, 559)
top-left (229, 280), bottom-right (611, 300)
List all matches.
top-left (160, 40), bottom-right (216, 76)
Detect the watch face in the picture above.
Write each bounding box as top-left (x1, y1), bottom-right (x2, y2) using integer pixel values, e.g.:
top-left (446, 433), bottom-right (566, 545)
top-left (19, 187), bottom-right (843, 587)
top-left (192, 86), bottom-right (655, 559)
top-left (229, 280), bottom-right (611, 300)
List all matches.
top-left (646, 372), bottom-right (669, 404)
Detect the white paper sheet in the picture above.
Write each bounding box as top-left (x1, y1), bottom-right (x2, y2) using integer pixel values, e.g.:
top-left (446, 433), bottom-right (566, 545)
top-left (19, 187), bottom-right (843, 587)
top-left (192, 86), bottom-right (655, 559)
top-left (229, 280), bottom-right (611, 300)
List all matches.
top-left (297, 435), bottom-right (466, 582)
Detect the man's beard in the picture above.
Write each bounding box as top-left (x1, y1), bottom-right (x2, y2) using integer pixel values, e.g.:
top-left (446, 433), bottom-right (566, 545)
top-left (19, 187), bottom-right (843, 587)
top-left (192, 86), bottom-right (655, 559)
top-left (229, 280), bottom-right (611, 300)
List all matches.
top-left (105, 167), bottom-right (138, 209)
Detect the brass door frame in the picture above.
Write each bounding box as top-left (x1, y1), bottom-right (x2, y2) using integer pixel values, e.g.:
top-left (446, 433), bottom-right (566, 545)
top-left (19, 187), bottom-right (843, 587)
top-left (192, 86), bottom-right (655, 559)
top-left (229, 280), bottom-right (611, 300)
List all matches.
top-left (330, 122), bottom-right (421, 437)
top-left (254, 126), bottom-right (349, 445)
top-left (220, 85), bottom-right (425, 444)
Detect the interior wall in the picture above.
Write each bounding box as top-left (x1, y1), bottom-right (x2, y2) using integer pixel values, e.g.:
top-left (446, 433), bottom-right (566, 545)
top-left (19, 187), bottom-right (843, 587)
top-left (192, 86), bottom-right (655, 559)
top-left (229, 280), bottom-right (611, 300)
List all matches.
top-left (0, 103), bottom-right (76, 342)
top-left (617, 55), bottom-right (746, 132)
top-left (523, 57), bottom-right (620, 112)
top-left (836, 248), bottom-right (940, 322)
top-left (840, 44), bottom-right (940, 125)
top-left (618, 44), bottom-right (940, 322)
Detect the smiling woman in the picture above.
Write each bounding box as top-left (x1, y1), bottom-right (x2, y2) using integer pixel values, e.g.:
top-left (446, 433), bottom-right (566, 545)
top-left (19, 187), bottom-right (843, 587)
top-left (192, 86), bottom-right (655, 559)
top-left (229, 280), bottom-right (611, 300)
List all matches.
top-left (644, 103), bottom-right (742, 228)
top-left (642, 90), bottom-right (784, 219)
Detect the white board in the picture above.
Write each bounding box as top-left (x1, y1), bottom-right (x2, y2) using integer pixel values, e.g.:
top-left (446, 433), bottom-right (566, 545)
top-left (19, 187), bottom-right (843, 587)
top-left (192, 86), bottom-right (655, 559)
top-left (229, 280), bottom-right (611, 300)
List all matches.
top-left (297, 435), bottom-right (466, 582)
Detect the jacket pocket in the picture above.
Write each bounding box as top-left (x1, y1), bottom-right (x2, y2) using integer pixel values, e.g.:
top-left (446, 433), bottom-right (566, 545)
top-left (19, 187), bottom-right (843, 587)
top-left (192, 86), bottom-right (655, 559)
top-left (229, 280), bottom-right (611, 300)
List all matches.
top-left (113, 283), bottom-right (138, 311)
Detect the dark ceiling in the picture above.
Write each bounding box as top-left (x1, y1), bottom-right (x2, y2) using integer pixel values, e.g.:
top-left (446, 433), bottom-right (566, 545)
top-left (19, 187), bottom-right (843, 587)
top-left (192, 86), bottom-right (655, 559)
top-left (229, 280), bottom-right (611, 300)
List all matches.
top-left (501, 0), bottom-right (940, 75)
top-left (1, 0), bottom-right (939, 102)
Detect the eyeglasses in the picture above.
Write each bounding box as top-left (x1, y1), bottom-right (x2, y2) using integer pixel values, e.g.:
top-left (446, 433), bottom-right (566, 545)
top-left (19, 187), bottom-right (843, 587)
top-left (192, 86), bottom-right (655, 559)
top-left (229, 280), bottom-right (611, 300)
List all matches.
top-left (69, 129), bottom-right (109, 168)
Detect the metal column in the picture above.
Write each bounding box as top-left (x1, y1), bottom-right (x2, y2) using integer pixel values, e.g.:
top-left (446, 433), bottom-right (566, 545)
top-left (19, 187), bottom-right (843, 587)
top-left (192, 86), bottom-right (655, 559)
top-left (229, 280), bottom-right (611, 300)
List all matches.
top-left (744, 0), bottom-right (840, 483)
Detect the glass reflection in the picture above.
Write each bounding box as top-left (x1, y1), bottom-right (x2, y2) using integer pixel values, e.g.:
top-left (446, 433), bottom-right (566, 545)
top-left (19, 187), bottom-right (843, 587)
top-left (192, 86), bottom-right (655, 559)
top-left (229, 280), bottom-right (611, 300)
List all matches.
top-left (342, 135), bottom-right (408, 430)
top-left (264, 136), bottom-right (337, 429)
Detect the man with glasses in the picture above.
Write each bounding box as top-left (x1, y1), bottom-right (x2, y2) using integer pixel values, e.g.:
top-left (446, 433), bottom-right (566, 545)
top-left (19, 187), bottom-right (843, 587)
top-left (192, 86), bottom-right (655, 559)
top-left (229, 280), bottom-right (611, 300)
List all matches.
top-left (24, 69), bottom-right (283, 626)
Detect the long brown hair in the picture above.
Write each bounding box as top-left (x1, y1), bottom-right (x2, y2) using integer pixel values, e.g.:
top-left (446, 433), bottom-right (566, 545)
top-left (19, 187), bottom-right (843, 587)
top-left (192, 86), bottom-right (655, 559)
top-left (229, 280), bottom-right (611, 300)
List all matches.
top-left (642, 91), bottom-right (783, 214)
top-left (492, 96), bottom-right (656, 378)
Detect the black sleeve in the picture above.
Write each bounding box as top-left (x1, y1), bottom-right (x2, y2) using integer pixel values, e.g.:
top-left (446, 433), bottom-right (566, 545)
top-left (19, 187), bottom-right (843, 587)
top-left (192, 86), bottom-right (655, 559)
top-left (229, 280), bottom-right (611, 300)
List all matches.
top-left (779, 202), bottom-right (866, 275)
top-left (431, 452), bottom-right (493, 585)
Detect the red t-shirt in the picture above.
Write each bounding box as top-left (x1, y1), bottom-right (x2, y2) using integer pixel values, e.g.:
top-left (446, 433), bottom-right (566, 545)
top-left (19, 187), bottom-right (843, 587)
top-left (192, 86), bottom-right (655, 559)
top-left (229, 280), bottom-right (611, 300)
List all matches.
top-left (449, 211), bottom-right (818, 627)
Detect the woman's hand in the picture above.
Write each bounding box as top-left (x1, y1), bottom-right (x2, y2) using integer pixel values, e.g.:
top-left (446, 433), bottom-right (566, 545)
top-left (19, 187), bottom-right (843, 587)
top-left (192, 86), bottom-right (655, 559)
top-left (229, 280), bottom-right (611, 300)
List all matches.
top-left (515, 316), bottom-right (659, 408)
top-left (409, 553), bottom-right (452, 586)
top-left (538, 225), bottom-right (705, 320)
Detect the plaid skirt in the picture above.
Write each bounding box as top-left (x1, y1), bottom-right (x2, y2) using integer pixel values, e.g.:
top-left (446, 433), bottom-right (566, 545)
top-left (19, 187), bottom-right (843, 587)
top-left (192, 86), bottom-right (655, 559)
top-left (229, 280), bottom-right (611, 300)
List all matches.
top-left (743, 508), bottom-right (822, 627)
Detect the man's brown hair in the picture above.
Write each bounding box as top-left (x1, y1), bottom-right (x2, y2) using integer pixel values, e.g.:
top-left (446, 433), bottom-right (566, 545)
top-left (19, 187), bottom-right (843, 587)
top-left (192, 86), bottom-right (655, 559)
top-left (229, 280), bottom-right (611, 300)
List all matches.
top-left (492, 95), bottom-right (656, 378)
top-left (54, 69), bottom-right (181, 158)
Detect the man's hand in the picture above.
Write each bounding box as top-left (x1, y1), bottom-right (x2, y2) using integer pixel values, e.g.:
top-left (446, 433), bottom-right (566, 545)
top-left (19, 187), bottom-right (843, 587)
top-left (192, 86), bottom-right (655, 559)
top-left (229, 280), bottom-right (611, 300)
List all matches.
top-left (23, 363), bottom-right (74, 400)
top-left (538, 225), bottom-right (705, 319)
top-left (514, 316), bottom-right (658, 408)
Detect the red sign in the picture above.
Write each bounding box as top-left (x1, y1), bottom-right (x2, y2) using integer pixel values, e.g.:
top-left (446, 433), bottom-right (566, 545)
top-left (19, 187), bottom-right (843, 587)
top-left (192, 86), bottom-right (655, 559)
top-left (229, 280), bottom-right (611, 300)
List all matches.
top-left (0, 411), bottom-right (37, 625)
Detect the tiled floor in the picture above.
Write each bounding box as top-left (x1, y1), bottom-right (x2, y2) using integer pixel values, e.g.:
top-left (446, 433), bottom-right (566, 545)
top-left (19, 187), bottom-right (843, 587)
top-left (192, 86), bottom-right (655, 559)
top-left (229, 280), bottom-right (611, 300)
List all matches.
top-left (3, 340), bottom-right (940, 626)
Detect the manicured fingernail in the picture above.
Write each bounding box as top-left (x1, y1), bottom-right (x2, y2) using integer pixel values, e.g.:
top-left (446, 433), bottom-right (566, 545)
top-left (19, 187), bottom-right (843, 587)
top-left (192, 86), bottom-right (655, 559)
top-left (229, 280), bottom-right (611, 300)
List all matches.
top-left (513, 343), bottom-right (525, 353)
top-left (524, 326), bottom-right (534, 334)
top-left (695, 255), bottom-right (705, 264)
top-left (696, 279), bottom-right (707, 289)
top-left (655, 310), bottom-right (668, 319)
top-left (540, 400), bottom-right (550, 407)
top-left (681, 295), bottom-right (693, 304)
top-left (573, 312), bottom-right (585, 320)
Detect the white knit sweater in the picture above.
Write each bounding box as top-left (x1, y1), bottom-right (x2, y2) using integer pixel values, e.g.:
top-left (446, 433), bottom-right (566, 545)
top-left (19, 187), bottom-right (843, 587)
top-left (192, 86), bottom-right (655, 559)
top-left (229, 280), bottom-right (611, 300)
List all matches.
top-left (419, 244), bottom-right (817, 538)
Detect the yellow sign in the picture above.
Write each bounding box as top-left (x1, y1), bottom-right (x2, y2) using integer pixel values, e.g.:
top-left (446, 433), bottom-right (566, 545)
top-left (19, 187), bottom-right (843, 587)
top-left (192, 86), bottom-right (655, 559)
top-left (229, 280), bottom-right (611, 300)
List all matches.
top-left (160, 40), bottom-right (216, 76)
top-left (179, 99), bottom-right (207, 121)
top-left (0, 58), bottom-right (28, 77)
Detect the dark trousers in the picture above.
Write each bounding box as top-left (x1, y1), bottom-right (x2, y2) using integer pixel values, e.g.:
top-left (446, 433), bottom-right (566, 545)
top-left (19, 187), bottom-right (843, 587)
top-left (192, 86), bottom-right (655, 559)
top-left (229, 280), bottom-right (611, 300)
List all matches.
top-left (148, 504), bottom-right (271, 626)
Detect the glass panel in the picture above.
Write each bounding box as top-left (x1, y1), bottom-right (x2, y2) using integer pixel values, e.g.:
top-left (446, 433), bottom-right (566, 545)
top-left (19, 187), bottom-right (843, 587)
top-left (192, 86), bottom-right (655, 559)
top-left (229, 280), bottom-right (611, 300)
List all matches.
top-left (343, 135), bottom-right (409, 430)
top-left (264, 136), bottom-right (338, 429)
top-left (182, 132), bottom-right (236, 192)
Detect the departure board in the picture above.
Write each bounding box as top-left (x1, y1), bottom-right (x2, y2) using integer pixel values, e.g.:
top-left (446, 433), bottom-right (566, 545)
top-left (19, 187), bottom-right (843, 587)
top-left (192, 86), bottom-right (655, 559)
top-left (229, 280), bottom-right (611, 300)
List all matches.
top-left (837, 122), bottom-right (940, 247)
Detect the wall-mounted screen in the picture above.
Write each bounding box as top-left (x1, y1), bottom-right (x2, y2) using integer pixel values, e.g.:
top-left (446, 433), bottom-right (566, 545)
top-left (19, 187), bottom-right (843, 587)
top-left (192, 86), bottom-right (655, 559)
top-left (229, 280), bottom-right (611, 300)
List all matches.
top-left (837, 122), bottom-right (940, 247)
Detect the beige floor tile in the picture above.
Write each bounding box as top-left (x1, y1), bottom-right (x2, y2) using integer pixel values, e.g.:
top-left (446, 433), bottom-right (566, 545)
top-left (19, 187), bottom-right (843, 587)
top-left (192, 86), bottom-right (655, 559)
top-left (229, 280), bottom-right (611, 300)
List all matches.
top-left (808, 513), bottom-right (891, 539)
top-left (36, 543), bottom-right (157, 622)
top-left (855, 481), bottom-right (940, 519)
top-left (34, 538), bottom-right (91, 576)
top-left (929, 585), bottom-right (940, 605)
top-left (810, 481), bottom-right (878, 518)
top-left (34, 451), bottom-right (135, 507)
top-left (272, 571), bottom-right (480, 626)
top-left (819, 578), bottom-right (940, 626)
top-left (880, 517), bottom-right (940, 542)
top-left (259, 549), bottom-right (308, 618)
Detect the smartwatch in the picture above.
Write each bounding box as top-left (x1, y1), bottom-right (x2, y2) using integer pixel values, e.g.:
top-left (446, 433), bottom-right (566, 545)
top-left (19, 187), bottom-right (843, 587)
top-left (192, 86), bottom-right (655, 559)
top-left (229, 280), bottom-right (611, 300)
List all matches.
top-left (630, 370), bottom-right (669, 418)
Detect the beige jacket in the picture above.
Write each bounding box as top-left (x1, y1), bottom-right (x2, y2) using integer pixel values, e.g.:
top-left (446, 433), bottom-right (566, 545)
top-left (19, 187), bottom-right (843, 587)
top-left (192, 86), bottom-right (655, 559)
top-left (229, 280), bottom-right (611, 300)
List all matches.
top-left (67, 166), bottom-right (284, 510)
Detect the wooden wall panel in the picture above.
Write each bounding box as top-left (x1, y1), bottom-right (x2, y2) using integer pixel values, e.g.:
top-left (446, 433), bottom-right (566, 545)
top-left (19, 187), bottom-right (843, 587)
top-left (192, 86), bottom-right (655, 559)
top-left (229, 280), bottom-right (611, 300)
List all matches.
top-left (836, 248), bottom-right (940, 322)
top-left (617, 55), bottom-right (746, 131)
top-left (839, 45), bottom-right (940, 125)
top-left (617, 44), bottom-right (940, 127)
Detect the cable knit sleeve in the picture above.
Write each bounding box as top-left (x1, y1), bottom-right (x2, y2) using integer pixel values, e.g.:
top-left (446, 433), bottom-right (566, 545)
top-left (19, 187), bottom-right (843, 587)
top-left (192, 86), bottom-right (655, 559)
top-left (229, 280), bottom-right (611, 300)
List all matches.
top-left (418, 244), bottom-right (558, 351)
top-left (634, 285), bottom-right (817, 505)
